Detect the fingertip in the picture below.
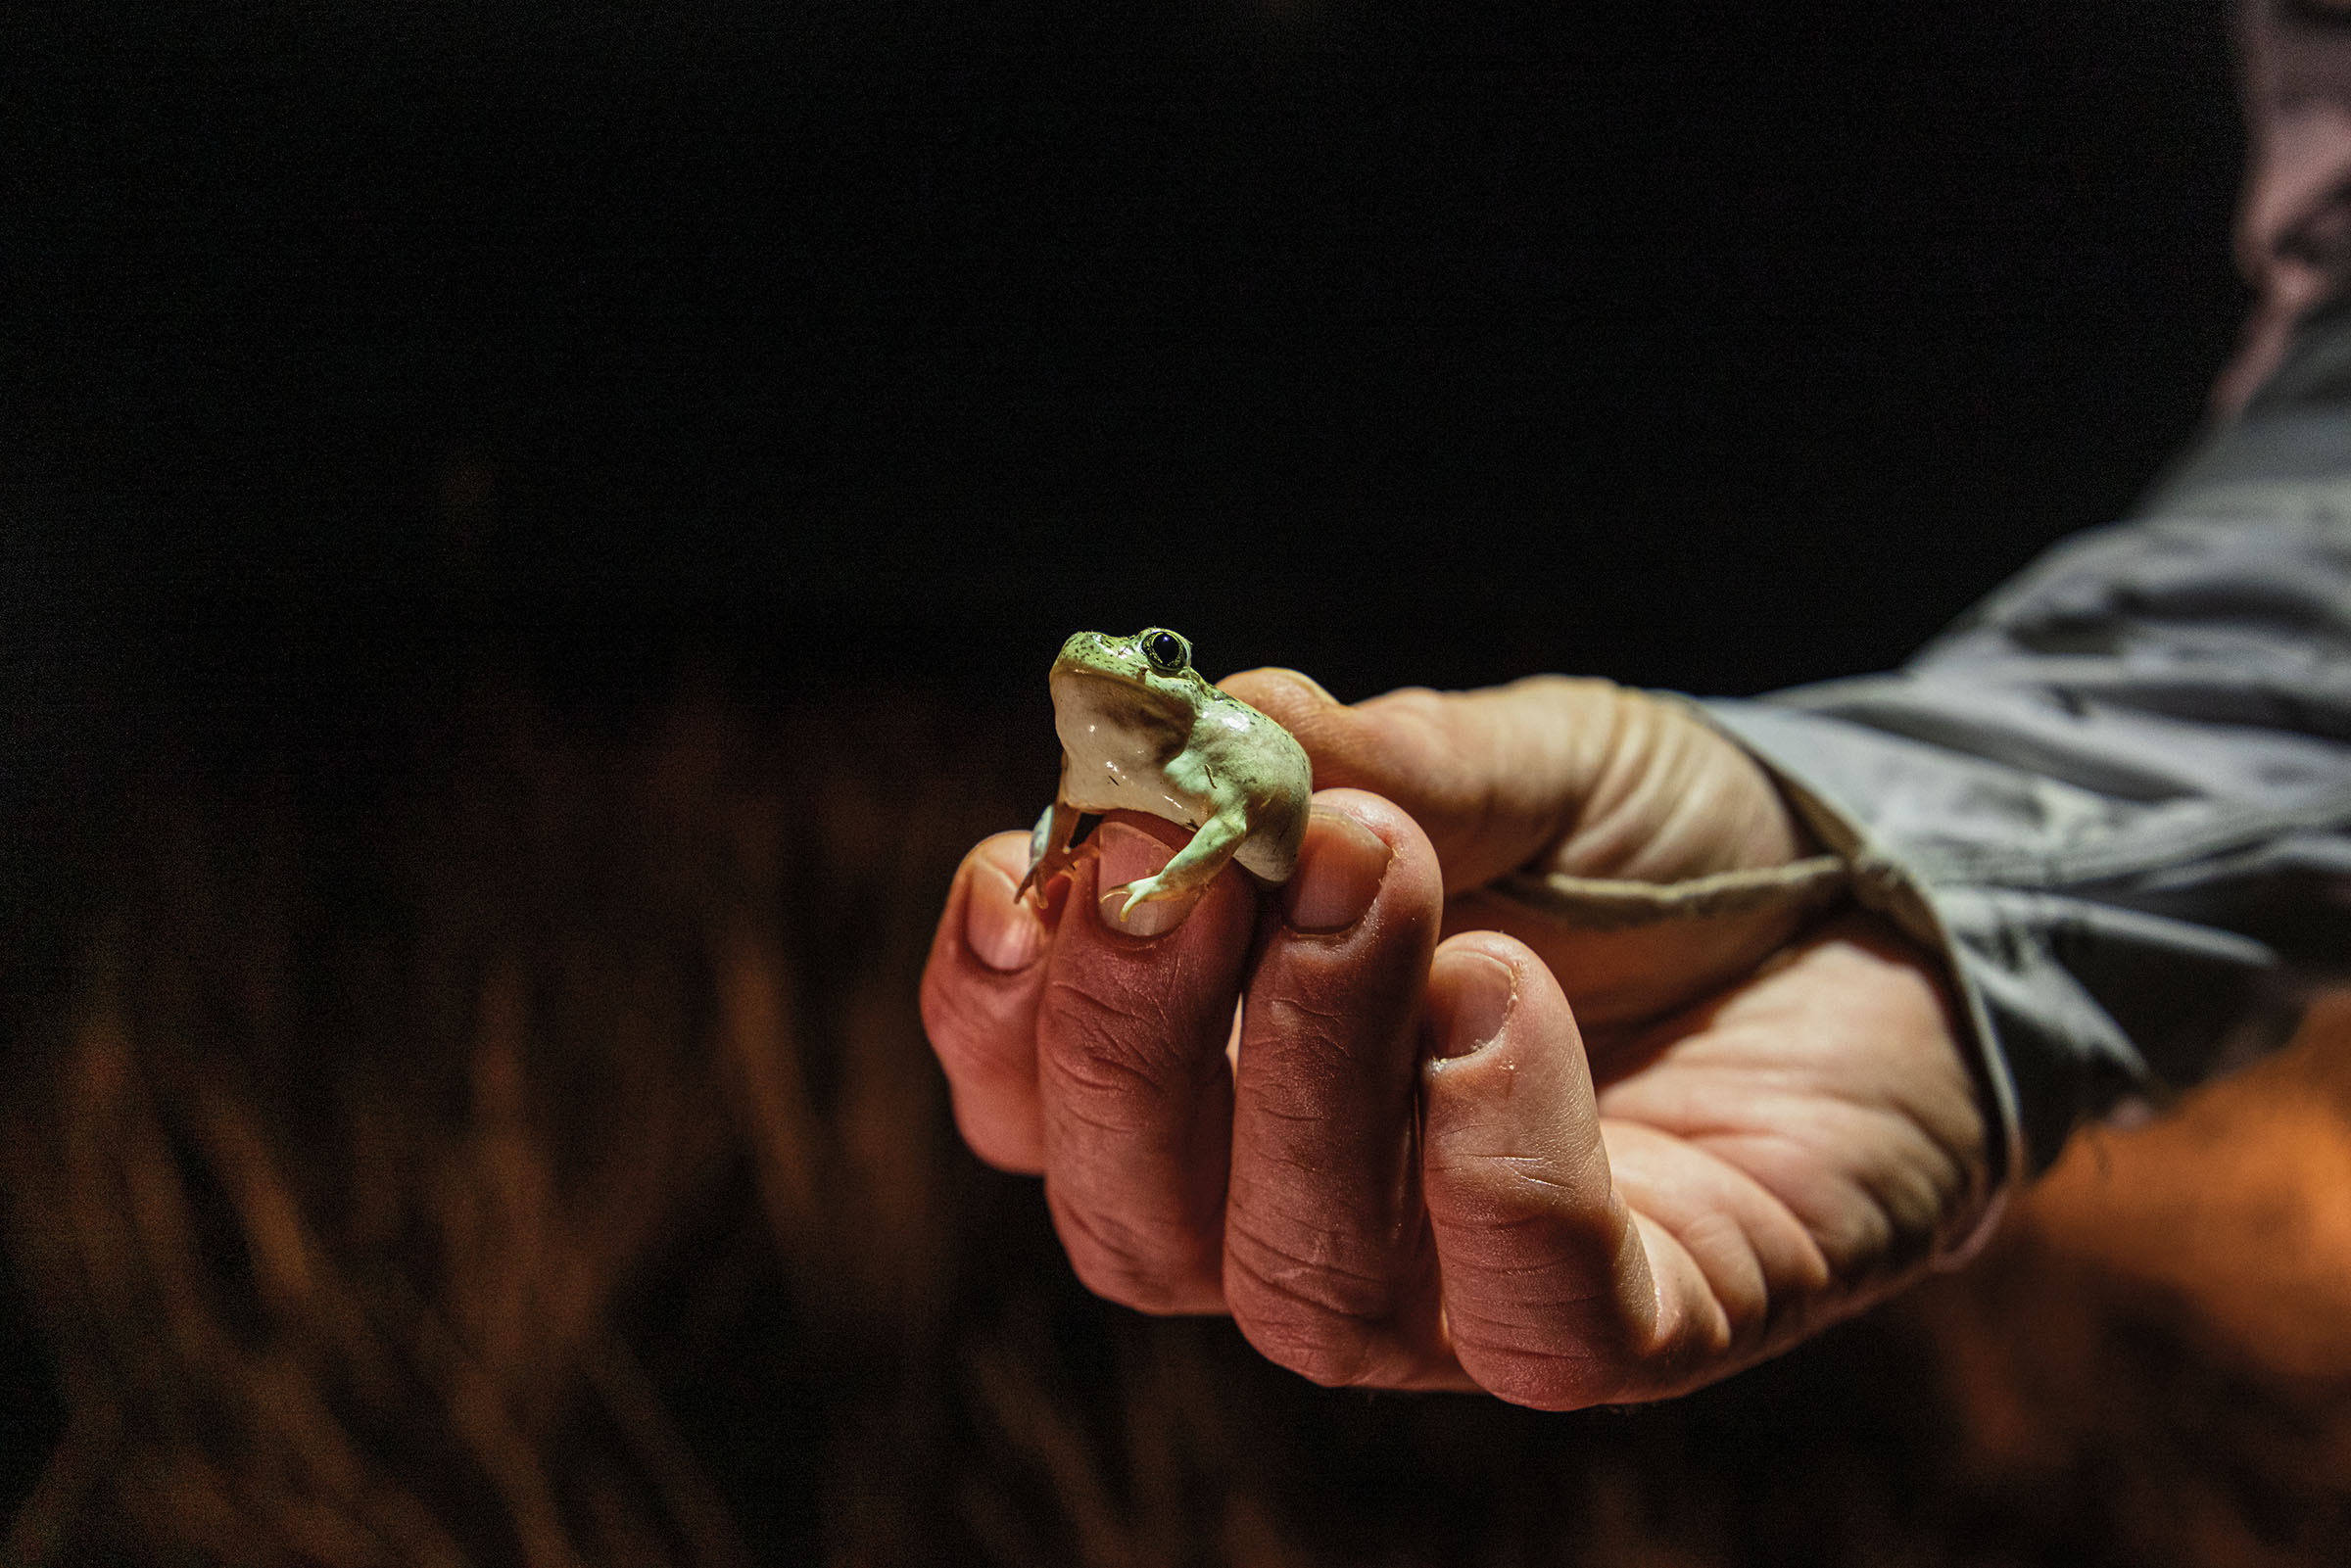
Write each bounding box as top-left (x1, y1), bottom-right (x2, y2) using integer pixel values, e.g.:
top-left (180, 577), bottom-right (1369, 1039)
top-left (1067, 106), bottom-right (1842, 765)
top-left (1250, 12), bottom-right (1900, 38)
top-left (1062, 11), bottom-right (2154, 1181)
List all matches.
top-left (975, 828), bottom-right (1035, 881)
top-left (1302, 787), bottom-right (1439, 867)
top-left (963, 833), bottom-right (1046, 973)
top-left (1420, 931), bottom-right (1588, 1111)
top-left (1266, 667), bottom-right (1337, 703)
top-left (1282, 808), bottom-right (1392, 933)
top-left (1420, 933), bottom-right (1604, 1202)
top-left (1093, 820), bottom-right (1195, 937)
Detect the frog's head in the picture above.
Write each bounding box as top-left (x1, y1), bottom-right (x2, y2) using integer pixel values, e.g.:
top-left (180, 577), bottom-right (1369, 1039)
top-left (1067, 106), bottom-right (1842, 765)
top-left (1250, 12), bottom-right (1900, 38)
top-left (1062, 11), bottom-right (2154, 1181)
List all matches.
top-left (1048, 628), bottom-right (1211, 752)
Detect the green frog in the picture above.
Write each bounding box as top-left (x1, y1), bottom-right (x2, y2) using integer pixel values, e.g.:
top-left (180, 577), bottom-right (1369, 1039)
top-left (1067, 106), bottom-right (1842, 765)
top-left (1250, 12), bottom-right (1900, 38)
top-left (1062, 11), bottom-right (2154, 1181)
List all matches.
top-left (1021, 628), bottom-right (1314, 921)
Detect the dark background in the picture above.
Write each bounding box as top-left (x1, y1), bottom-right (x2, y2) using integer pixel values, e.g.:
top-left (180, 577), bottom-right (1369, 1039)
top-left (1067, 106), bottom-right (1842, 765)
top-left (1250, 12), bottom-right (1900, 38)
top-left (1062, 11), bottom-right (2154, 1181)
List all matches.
top-left (5, 0), bottom-right (2245, 746)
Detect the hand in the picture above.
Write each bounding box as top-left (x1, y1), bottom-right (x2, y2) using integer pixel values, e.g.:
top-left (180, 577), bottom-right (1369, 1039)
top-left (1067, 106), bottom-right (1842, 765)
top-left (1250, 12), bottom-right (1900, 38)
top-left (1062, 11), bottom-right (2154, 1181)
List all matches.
top-left (920, 673), bottom-right (1991, 1406)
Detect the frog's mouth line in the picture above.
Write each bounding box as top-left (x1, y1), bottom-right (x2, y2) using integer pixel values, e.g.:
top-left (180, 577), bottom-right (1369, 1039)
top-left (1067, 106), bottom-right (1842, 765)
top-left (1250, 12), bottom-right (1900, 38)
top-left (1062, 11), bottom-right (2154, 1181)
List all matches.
top-left (1050, 661), bottom-right (1149, 693)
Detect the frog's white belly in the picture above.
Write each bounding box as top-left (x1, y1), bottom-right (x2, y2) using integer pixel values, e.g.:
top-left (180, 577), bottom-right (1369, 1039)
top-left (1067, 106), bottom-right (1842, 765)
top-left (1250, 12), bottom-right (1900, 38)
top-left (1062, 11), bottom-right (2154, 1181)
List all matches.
top-left (1056, 720), bottom-right (1207, 829)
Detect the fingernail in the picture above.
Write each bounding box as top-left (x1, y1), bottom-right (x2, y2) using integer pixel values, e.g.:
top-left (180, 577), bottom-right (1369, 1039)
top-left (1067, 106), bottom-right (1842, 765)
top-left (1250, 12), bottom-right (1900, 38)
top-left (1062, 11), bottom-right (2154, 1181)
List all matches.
top-left (1283, 810), bottom-right (1390, 933)
top-left (1432, 952), bottom-right (1515, 1059)
top-left (1096, 821), bottom-right (1187, 937)
top-left (966, 861), bottom-right (1044, 972)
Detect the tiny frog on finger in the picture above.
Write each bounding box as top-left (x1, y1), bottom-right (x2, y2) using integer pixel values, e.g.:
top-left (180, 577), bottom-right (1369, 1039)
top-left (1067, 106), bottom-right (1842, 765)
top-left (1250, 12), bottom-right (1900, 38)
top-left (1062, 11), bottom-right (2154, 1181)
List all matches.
top-left (1021, 628), bottom-right (1313, 921)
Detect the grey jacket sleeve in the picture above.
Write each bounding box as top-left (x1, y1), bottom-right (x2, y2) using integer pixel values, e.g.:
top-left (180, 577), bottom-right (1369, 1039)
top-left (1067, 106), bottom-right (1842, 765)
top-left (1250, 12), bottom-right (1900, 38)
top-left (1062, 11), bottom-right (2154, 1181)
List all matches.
top-left (1700, 483), bottom-right (2351, 1182)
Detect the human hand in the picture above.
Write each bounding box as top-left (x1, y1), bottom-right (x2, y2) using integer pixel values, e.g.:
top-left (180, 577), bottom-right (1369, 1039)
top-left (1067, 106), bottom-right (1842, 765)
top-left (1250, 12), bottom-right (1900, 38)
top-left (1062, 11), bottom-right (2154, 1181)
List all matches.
top-left (920, 674), bottom-right (1991, 1405)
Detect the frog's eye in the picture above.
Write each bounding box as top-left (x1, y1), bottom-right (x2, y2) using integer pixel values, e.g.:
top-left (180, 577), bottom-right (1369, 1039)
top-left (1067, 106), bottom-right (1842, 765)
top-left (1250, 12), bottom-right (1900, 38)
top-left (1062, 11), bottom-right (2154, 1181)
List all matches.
top-left (1140, 629), bottom-right (1191, 674)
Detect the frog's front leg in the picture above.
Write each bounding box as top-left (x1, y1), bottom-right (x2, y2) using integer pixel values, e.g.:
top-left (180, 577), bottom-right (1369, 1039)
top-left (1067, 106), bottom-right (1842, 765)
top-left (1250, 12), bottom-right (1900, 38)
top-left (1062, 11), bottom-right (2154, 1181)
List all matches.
top-left (1105, 804), bottom-right (1250, 919)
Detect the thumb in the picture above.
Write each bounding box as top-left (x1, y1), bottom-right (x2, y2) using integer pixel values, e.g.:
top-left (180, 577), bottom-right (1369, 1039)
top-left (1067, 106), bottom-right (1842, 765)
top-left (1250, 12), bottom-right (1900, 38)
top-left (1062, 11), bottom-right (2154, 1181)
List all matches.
top-left (1221, 668), bottom-right (1802, 897)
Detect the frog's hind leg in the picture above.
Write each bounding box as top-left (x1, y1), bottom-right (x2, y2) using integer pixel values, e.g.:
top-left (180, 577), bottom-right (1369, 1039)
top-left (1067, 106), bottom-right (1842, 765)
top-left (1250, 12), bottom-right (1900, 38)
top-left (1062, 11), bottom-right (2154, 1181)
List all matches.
top-left (1105, 810), bottom-right (1249, 921)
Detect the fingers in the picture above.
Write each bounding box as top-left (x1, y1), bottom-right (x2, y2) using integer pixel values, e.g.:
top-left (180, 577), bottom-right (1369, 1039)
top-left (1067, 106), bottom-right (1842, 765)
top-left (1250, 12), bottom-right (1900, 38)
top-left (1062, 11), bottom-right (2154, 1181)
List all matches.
top-left (920, 832), bottom-right (1054, 1173)
top-left (929, 791), bottom-right (1473, 1377)
top-left (1036, 814), bottom-right (1259, 1313)
top-left (1222, 790), bottom-right (1459, 1388)
top-left (928, 793), bottom-right (1987, 1409)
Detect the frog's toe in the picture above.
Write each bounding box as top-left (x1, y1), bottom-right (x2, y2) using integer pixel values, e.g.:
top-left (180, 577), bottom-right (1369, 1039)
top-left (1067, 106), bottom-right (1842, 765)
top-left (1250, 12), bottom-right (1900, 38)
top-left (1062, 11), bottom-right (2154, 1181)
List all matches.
top-left (1111, 873), bottom-right (1214, 922)
top-left (1107, 876), bottom-right (1164, 919)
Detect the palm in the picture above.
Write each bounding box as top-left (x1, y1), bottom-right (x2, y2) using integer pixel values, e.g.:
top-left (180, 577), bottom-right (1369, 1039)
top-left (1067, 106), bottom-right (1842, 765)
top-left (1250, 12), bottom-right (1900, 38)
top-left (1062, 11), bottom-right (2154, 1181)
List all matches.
top-left (1585, 920), bottom-right (1987, 1392)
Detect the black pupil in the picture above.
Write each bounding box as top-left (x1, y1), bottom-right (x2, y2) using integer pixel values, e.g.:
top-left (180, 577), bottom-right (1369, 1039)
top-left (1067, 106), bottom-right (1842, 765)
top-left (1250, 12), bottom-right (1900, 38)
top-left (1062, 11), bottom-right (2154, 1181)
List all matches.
top-left (1146, 633), bottom-right (1184, 670)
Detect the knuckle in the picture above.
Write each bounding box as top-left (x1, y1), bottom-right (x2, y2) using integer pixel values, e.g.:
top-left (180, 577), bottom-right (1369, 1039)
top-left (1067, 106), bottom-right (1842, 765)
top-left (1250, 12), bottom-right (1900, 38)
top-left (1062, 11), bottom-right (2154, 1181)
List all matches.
top-left (1227, 1287), bottom-right (1385, 1388)
top-left (1424, 1194), bottom-right (1647, 1409)
top-left (919, 969), bottom-right (1022, 1079)
top-left (1049, 1191), bottom-right (1218, 1313)
top-left (1449, 1325), bottom-right (1621, 1412)
top-left (1221, 1210), bottom-right (1399, 1387)
top-left (1048, 1026), bottom-right (1175, 1105)
top-left (1039, 980), bottom-right (1218, 1113)
top-left (1426, 1169), bottom-right (1620, 1275)
top-left (1434, 1259), bottom-right (1654, 1411)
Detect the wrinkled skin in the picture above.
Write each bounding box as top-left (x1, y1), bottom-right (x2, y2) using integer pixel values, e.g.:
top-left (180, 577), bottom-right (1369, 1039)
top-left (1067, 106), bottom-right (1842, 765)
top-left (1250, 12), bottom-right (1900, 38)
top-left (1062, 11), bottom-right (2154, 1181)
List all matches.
top-left (921, 669), bottom-right (1991, 1407)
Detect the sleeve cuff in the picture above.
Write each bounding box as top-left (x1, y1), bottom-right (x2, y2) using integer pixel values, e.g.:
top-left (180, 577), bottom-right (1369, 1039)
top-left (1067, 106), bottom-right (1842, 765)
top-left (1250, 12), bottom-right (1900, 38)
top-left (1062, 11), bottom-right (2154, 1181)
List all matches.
top-left (1687, 695), bottom-right (2027, 1266)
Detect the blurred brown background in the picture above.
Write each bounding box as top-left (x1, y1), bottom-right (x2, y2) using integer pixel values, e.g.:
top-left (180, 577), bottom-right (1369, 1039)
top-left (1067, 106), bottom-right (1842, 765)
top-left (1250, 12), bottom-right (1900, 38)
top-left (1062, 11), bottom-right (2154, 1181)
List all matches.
top-left (10, 0), bottom-right (2348, 1561)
